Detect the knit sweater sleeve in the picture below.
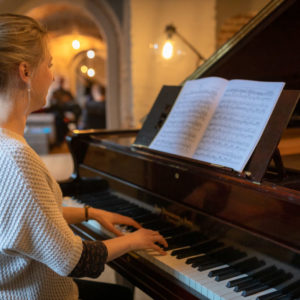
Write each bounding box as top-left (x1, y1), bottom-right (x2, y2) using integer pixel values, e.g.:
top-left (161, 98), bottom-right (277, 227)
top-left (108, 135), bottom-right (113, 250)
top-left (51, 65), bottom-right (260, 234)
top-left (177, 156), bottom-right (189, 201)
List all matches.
top-left (0, 145), bottom-right (83, 277)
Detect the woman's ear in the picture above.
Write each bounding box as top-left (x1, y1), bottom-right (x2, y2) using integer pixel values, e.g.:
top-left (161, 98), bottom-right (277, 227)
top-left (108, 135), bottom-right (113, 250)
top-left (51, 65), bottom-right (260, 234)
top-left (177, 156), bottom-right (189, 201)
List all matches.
top-left (19, 62), bottom-right (31, 83)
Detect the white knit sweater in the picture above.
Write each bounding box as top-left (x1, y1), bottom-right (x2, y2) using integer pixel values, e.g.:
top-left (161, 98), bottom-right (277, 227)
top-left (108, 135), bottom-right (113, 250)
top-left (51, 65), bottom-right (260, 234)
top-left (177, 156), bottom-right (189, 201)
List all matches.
top-left (0, 128), bottom-right (83, 300)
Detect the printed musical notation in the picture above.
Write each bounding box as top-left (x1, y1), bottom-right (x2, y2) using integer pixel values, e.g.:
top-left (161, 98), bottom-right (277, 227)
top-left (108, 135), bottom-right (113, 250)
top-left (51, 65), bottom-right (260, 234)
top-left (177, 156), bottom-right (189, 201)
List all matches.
top-left (150, 77), bottom-right (284, 172)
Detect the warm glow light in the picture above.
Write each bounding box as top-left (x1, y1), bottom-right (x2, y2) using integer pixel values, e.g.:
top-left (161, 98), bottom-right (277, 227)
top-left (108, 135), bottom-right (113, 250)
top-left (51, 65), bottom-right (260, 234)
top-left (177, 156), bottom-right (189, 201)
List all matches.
top-left (87, 68), bottom-right (95, 77)
top-left (87, 50), bottom-right (95, 59)
top-left (162, 40), bottom-right (173, 59)
top-left (80, 65), bottom-right (88, 73)
top-left (72, 40), bottom-right (80, 49)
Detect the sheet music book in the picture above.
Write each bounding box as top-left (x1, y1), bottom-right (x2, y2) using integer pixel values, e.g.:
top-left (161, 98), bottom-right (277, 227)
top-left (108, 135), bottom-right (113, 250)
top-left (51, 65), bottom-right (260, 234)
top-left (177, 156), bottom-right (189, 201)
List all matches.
top-left (149, 77), bottom-right (285, 172)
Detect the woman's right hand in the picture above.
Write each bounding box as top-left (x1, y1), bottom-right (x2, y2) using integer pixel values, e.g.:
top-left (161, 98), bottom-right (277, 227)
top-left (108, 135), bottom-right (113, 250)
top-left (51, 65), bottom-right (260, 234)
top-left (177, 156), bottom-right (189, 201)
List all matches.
top-left (127, 228), bottom-right (168, 255)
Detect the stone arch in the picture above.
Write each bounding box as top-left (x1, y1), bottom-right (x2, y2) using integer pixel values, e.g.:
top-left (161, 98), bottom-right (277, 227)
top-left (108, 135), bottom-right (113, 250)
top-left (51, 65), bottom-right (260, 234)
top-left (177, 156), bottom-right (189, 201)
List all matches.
top-left (2, 0), bottom-right (127, 128)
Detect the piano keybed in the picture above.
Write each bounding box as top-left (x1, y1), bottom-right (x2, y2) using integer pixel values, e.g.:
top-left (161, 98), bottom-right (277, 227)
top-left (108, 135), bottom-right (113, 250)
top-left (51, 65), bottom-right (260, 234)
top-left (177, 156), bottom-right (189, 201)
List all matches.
top-left (67, 190), bottom-right (300, 300)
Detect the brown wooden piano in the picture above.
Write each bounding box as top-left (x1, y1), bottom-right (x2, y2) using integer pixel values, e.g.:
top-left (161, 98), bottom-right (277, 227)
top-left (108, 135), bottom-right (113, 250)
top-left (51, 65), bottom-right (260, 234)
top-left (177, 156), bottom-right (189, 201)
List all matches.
top-left (61, 0), bottom-right (300, 299)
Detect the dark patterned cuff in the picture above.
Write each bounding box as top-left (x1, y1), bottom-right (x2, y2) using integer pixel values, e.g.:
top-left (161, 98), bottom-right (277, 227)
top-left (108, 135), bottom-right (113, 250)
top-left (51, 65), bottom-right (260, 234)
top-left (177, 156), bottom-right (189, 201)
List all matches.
top-left (68, 240), bottom-right (108, 278)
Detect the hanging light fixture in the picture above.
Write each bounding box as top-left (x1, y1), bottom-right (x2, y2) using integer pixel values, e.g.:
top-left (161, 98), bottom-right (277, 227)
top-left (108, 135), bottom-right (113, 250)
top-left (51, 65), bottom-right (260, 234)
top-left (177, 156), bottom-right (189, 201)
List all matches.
top-left (163, 24), bottom-right (206, 65)
top-left (87, 68), bottom-right (95, 77)
top-left (150, 24), bottom-right (206, 66)
top-left (72, 39), bottom-right (80, 50)
top-left (87, 50), bottom-right (95, 59)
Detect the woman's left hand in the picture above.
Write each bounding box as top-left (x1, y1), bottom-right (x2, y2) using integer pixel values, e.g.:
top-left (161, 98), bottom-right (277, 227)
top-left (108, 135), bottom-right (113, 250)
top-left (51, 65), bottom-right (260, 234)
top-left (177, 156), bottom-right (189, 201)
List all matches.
top-left (89, 207), bottom-right (142, 236)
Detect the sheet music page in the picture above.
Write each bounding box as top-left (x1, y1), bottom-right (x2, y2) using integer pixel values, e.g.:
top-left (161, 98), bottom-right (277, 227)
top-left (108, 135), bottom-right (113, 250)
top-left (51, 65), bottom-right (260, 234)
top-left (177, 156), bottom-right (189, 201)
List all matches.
top-left (149, 77), bottom-right (228, 157)
top-left (193, 79), bottom-right (285, 172)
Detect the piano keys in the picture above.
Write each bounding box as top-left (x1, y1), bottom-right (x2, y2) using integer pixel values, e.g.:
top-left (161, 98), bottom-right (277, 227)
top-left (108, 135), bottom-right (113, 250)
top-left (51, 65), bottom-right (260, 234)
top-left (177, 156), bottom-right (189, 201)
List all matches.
top-left (64, 188), bottom-right (300, 300)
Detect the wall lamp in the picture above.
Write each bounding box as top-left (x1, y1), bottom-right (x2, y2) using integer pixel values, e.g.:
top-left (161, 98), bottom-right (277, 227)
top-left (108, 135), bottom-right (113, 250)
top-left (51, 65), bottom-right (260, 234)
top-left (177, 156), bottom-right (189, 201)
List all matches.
top-left (163, 24), bottom-right (206, 65)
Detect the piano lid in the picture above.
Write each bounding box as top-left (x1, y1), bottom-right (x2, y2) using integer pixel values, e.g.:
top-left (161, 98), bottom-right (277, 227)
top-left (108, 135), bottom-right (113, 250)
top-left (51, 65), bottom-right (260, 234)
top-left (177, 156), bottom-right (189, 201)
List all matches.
top-left (186, 0), bottom-right (300, 89)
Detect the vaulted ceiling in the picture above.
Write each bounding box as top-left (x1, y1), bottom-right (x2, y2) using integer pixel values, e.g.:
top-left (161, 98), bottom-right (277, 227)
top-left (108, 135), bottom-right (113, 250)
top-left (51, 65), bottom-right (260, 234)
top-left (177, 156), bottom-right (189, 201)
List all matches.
top-left (27, 3), bottom-right (102, 40)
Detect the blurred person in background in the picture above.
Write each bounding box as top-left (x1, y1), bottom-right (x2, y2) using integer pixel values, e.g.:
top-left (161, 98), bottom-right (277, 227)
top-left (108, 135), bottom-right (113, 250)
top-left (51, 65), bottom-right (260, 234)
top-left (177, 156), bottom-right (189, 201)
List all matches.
top-left (47, 76), bottom-right (82, 145)
top-left (81, 82), bottom-right (106, 129)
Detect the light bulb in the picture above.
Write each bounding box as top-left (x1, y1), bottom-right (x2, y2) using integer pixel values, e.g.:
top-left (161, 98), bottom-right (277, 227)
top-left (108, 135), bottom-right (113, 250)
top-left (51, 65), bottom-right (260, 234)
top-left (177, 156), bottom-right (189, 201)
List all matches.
top-left (80, 65), bottom-right (88, 73)
top-left (162, 40), bottom-right (174, 60)
top-left (72, 40), bottom-right (80, 50)
top-left (87, 68), bottom-right (95, 77)
top-left (87, 50), bottom-right (95, 59)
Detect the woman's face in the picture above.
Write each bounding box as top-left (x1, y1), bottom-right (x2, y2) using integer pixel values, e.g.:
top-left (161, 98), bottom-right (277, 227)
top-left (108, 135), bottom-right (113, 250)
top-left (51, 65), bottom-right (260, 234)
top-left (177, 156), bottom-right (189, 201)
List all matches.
top-left (29, 49), bottom-right (53, 113)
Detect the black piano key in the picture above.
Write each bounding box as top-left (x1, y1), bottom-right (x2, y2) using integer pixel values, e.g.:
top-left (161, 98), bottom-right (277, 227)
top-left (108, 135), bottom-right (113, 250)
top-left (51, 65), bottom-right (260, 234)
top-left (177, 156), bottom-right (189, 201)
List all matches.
top-left (241, 272), bottom-right (292, 297)
top-left (114, 205), bottom-right (143, 214)
top-left (257, 280), bottom-right (300, 300)
top-left (191, 258), bottom-right (211, 268)
top-left (215, 258), bottom-right (265, 281)
top-left (198, 261), bottom-right (225, 271)
top-left (197, 249), bottom-right (246, 271)
top-left (210, 257), bottom-right (259, 278)
top-left (77, 195), bottom-right (120, 205)
top-left (172, 239), bottom-right (223, 259)
top-left (242, 284), bottom-right (271, 297)
top-left (187, 247), bottom-right (234, 265)
top-left (158, 225), bottom-right (180, 237)
top-left (209, 265), bottom-right (236, 278)
top-left (216, 270), bottom-right (241, 281)
top-left (134, 213), bottom-right (162, 224)
top-left (234, 270), bottom-right (279, 293)
top-left (143, 220), bottom-right (172, 231)
top-left (257, 291), bottom-right (283, 300)
top-left (166, 231), bottom-right (206, 250)
top-left (122, 208), bottom-right (150, 218)
top-left (285, 286), bottom-right (300, 298)
top-left (158, 225), bottom-right (189, 237)
top-left (234, 279), bottom-right (261, 293)
top-left (91, 199), bottom-right (129, 210)
top-left (108, 203), bottom-right (138, 212)
top-left (187, 247), bottom-right (230, 265)
top-left (234, 269), bottom-right (283, 293)
top-left (175, 243), bottom-right (224, 259)
top-left (227, 266), bottom-right (277, 288)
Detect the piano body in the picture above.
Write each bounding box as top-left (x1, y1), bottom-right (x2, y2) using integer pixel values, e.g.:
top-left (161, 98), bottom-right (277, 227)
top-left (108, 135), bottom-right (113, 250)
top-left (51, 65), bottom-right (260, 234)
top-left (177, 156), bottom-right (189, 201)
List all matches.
top-left (61, 0), bottom-right (300, 299)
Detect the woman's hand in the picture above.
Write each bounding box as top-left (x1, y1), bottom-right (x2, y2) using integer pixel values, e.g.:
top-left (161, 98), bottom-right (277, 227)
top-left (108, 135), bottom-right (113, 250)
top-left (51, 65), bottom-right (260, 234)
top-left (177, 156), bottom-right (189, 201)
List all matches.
top-left (103, 228), bottom-right (168, 261)
top-left (89, 207), bottom-right (141, 236)
top-left (127, 228), bottom-right (168, 255)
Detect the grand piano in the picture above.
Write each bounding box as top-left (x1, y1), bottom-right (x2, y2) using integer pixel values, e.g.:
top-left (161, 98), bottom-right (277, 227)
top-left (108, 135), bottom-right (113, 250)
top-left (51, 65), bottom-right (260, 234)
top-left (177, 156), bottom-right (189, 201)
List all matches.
top-left (61, 0), bottom-right (300, 299)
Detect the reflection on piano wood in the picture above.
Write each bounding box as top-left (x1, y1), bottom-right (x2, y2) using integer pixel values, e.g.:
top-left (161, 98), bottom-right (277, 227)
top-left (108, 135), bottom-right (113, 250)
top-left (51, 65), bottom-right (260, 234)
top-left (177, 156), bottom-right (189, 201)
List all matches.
top-left (65, 189), bottom-right (300, 300)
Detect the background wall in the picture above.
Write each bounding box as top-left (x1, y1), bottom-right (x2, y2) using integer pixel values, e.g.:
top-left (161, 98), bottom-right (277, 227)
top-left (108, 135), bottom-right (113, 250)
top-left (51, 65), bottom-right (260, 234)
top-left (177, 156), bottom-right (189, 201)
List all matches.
top-left (130, 0), bottom-right (216, 125)
top-left (216, 0), bottom-right (270, 35)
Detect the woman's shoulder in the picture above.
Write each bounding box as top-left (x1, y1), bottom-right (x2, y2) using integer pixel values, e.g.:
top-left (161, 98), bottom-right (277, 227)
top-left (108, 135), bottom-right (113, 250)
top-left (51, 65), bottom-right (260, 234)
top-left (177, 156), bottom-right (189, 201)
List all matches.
top-left (0, 134), bottom-right (42, 171)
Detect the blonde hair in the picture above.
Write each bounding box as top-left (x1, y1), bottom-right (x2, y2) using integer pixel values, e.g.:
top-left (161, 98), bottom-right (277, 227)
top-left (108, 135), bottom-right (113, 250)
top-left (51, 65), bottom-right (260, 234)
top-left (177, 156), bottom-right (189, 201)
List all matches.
top-left (0, 14), bottom-right (48, 92)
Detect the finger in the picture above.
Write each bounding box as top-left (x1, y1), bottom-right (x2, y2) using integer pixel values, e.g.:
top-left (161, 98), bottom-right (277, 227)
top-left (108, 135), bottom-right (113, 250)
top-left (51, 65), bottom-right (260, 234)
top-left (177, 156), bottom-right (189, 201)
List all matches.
top-left (151, 244), bottom-right (167, 255)
top-left (109, 226), bottom-right (124, 237)
top-left (103, 222), bottom-right (124, 237)
top-left (122, 217), bottom-right (142, 228)
top-left (118, 216), bottom-right (142, 229)
top-left (157, 237), bottom-right (168, 248)
top-left (153, 234), bottom-right (168, 248)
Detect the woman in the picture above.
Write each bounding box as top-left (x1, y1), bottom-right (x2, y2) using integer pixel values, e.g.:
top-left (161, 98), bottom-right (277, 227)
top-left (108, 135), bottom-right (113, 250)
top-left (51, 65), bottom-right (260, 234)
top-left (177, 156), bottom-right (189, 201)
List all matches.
top-left (0, 14), bottom-right (167, 300)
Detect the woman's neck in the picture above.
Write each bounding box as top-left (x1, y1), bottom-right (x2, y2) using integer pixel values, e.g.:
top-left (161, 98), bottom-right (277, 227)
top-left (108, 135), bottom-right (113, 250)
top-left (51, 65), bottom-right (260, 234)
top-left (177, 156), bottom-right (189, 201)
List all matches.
top-left (1, 117), bottom-right (27, 136)
top-left (0, 93), bottom-right (28, 136)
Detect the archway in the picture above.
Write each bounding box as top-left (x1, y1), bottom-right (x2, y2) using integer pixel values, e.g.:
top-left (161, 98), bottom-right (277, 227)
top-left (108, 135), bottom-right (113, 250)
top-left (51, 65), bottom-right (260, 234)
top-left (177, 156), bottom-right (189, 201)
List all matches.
top-left (1, 0), bottom-right (130, 128)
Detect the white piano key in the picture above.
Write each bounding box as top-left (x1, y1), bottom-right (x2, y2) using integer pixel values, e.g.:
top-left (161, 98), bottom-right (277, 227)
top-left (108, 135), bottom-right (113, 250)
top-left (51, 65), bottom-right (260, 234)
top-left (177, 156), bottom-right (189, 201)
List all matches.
top-left (212, 274), bottom-right (248, 300)
top-left (204, 274), bottom-right (244, 299)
